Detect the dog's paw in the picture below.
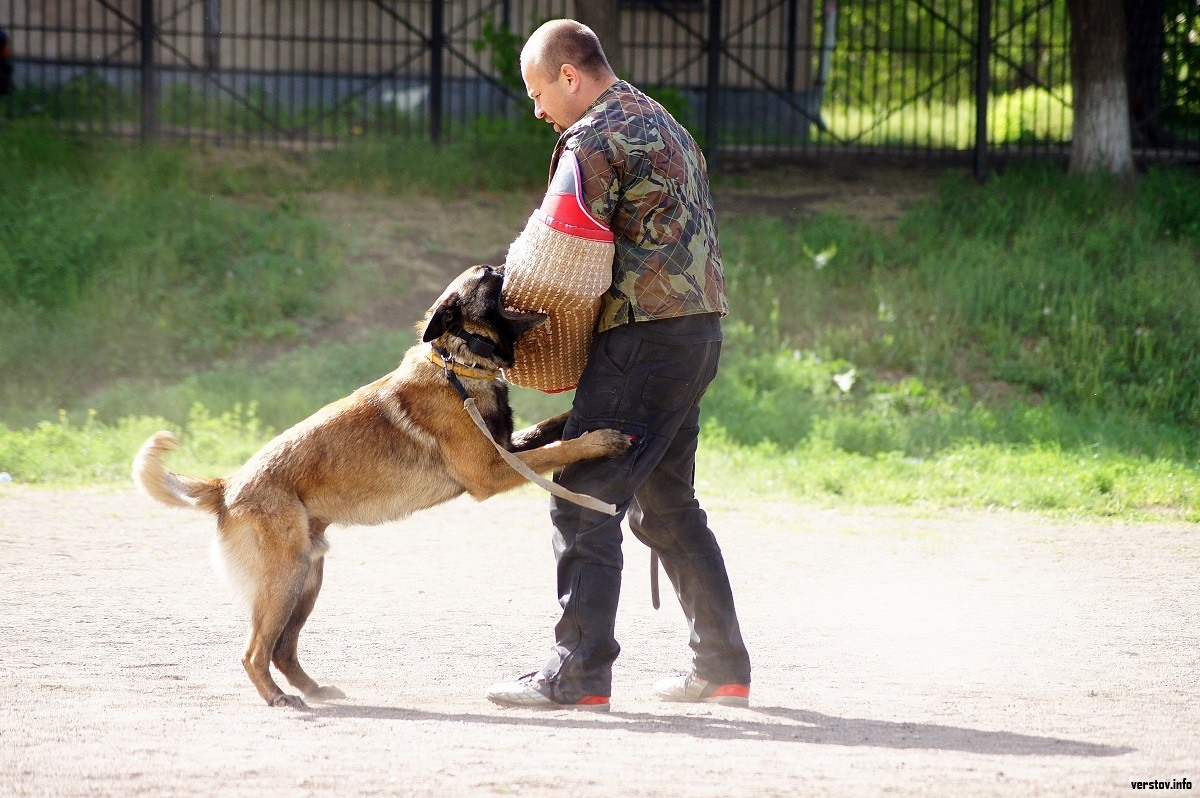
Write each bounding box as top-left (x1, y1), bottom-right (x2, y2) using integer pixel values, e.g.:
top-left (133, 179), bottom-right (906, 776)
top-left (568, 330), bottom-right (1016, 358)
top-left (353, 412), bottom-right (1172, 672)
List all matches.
top-left (579, 428), bottom-right (634, 458)
top-left (306, 685), bottom-right (347, 702)
top-left (269, 693), bottom-right (311, 710)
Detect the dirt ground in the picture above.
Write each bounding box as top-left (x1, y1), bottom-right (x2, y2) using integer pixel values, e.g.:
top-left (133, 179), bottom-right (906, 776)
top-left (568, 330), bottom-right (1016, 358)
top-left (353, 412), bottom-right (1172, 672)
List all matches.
top-left (3, 166), bottom-right (1197, 796)
top-left (293, 160), bottom-right (946, 351)
top-left (1, 484), bottom-right (1197, 797)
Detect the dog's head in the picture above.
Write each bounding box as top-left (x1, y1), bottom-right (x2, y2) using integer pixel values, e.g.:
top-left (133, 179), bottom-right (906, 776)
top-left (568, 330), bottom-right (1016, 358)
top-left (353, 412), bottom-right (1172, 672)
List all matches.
top-left (420, 264), bottom-right (546, 368)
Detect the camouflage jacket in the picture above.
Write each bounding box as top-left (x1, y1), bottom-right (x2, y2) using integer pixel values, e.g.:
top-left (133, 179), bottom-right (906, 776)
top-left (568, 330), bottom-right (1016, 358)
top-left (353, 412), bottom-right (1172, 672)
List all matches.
top-left (551, 80), bottom-right (728, 332)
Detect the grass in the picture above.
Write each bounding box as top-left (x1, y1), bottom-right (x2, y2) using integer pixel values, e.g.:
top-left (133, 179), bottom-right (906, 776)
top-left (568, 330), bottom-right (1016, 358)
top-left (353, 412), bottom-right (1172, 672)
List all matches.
top-left (696, 431), bottom-right (1200, 520)
top-left (716, 166), bottom-right (1200, 427)
top-left (0, 405), bottom-right (271, 485)
top-left (818, 85), bottom-right (1073, 150)
top-left (2, 123), bottom-right (1199, 521)
top-left (0, 121), bottom-right (340, 417)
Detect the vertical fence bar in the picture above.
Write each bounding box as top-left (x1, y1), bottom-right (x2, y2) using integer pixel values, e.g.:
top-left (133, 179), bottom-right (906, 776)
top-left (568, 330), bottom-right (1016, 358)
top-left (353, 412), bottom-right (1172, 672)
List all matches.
top-left (17, 0), bottom-right (1195, 163)
top-left (140, 0), bottom-right (158, 142)
top-left (205, 0), bottom-right (220, 71)
top-left (705, 0), bottom-right (722, 161)
top-left (259, 0), bottom-right (268, 146)
top-left (430, 0), bottom-right (444, 144)
top-left (785, 0), bottom-right (798, 92)
top-left (974, 0), bottom-right (991, 180)
top-left (204, 0), bottom-right (219, 137)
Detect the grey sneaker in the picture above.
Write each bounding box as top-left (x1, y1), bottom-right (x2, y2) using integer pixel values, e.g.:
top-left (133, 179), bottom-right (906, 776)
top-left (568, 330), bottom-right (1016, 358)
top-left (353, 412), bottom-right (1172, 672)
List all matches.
top-left (653, 671), bottom-right (750, 707)
top-left (486, 672), bottom-right (611, 712)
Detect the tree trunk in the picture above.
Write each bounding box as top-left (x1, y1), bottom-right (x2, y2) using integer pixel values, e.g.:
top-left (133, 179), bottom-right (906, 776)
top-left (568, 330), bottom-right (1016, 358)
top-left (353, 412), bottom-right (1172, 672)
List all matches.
top-left (1067, 0), bottom-right (1135, 178)
top-left (1125, 0), bottom-right (1165, 147)
top-left (575, 0), bottom-right (624, 77)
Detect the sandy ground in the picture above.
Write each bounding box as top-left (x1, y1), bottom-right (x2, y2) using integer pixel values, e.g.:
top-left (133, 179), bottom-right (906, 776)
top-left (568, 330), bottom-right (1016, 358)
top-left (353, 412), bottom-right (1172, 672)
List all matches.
top-left (2, 483), bottom-right (1197, 797)
top-left (3, 164), bottom-right (1196, 795)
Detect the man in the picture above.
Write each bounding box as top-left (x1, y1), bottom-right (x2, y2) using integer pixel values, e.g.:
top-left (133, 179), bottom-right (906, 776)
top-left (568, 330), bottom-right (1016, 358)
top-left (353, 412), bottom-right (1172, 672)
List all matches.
top-left (486, 19), bottom-right (751, 712)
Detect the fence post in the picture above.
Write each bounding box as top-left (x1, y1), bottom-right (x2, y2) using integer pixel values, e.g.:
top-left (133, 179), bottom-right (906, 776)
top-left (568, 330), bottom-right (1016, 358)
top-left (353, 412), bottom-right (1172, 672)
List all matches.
top-left (705, 0), bottom-right (722, 163)
top-left (140, 0), bottom-right (158, 142)
top-left (974, 0), bottom-right (991, 181)
top-left (430, 0), bottom-right (445, 145)
top-left (204, 0), bottom-right (220, 72)
top-left (785, 0), bottom-right (799, 91)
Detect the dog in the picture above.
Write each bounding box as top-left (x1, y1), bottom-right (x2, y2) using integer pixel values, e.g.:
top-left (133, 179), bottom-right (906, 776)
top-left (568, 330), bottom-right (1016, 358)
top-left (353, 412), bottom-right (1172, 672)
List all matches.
top-left (132, 264), bottom-right (630, 708)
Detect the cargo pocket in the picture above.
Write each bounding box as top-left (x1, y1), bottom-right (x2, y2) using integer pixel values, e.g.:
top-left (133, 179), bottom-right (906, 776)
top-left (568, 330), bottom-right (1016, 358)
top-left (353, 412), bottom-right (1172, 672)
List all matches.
top-left (642, 375), bottom-right (693, 412)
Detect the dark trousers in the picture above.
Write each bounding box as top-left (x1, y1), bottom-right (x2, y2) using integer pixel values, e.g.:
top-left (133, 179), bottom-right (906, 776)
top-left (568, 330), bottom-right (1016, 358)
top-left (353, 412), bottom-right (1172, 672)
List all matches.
top-left (540, 312), bottom-right (751, 700)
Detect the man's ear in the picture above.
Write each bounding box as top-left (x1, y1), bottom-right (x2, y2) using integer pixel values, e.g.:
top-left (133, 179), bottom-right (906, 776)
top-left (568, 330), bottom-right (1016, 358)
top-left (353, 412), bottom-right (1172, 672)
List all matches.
top-left (422, 296), bottom-right (461, 342)
top-left (561, 63), bottom-right (581, 92)
top-left (501, 307), bottom-right (548, 335)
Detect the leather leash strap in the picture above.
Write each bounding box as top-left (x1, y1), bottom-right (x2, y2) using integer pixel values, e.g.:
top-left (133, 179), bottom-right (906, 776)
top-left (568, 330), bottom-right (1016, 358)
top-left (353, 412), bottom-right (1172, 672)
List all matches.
top-left (460, 398), bottom-right (617, 516)
top-left (650, 551), bottom-right (661, 610)
top-left (432, 345), bottom-right (617, 517)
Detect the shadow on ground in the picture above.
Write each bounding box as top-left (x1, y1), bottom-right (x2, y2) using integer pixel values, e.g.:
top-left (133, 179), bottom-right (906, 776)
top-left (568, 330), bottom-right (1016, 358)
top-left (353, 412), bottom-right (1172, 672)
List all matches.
top-left (308, 703), bottom-right (1132, 758)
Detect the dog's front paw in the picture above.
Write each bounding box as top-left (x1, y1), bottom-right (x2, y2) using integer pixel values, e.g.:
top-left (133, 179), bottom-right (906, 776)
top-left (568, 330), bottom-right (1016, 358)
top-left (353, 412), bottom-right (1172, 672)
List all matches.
top-left (579, 428), bottom-right (634, 458)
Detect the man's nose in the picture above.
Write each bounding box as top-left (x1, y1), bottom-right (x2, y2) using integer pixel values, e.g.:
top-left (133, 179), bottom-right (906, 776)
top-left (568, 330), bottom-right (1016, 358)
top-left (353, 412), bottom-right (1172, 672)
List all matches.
top-left (533, 102), bottom-right (546, 119)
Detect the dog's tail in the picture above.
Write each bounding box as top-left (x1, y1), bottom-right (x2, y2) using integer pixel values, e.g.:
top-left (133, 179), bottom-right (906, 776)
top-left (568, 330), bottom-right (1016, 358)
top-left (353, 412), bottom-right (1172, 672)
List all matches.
top-left (132, 431), bottom-right (225, 514)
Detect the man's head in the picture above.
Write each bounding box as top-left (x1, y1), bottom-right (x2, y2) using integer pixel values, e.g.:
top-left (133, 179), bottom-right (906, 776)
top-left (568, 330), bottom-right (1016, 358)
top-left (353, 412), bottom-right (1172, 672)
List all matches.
top-left (520, 19), bottom-right (617, 134)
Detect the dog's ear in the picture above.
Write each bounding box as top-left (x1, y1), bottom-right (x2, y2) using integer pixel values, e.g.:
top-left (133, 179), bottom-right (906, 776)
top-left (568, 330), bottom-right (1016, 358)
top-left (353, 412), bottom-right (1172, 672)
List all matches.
top-left (501, 307), bottom-right (548, 336)
top-left (422, 294), bottom-right (461, 342)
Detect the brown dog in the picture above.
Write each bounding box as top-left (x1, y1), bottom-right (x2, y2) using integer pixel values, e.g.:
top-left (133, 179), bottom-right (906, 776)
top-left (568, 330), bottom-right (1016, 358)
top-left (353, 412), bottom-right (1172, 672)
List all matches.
top-left (132, 264), bottom-right (629, 708)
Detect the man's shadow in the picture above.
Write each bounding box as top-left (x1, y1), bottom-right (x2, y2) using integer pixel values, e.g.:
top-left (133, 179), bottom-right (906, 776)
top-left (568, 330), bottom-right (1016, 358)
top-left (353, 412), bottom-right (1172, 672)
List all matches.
top-left (309, 703), bottom-right (1131, 758)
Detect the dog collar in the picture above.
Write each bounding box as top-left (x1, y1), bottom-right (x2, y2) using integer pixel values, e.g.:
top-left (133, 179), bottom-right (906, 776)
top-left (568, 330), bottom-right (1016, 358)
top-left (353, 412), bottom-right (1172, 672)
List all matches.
top-left (427, 347), bottom-right (500, 383)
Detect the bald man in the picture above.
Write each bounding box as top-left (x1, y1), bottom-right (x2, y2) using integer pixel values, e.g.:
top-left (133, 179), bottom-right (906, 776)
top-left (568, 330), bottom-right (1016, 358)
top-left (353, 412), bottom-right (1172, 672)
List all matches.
top-left (486, 19), bottom-right (751, 712)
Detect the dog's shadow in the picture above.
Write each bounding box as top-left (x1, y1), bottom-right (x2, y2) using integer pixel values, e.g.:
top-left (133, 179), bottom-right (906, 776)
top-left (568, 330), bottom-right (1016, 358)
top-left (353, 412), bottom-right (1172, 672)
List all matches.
top-left (306, 703), bottom-right (1131, 758)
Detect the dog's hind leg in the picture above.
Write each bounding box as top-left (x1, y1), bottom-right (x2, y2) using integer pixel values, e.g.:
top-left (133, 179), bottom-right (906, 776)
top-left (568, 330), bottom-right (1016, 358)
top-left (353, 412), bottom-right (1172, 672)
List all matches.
top-left (271, 524), bottom-right (346, 703)
top-left (230, 509), bottom-right (315, 709)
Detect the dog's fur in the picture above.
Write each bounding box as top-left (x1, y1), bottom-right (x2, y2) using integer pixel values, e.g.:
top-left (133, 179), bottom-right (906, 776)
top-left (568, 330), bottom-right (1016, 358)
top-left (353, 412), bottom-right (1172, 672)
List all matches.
top-left (132, 264), bottom-right (629, 708)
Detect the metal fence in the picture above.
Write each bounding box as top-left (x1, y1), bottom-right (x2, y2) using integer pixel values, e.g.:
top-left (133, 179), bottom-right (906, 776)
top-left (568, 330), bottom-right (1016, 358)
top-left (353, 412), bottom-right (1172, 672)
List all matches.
top-left (2, 0), bottom-right (1198, 166)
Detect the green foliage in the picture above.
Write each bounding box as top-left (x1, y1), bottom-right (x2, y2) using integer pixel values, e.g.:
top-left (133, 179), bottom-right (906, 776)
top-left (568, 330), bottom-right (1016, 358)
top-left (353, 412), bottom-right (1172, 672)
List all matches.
top-left (0, 404), bottom-right (268, 484)
top-left (0, 71), bottom-right (139, 122)
top-left (895, 166), bottom-right (1200, 423)
top-left (472, 17), bottom-right (527, 97)
top-left (1163, 0), bottom-right (1200, 130)
top-left (3, 128), bottom-right (1199, 519)
top-left (1137, 164), bottom-right (1200, 239)
top-left (696, 429), bottom-right (1200, 518)
top-left (700, 161), bottom-right (1200, 517)
top-left (719, 164), bottom-right (1200, 432)
top-left (310, 116), bottom-right (552, 197)
top-left (827, 1), bottom-right (1070, 106)
top-left (0, 121), bottom-right (338, 413)
top-left (79, 329), bottom-right (414, 433)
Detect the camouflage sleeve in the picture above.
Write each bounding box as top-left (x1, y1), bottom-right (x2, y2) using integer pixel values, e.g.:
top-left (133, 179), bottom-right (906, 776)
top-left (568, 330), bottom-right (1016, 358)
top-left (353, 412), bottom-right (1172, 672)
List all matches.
top-left (565, 126), bottom-right (623, 228)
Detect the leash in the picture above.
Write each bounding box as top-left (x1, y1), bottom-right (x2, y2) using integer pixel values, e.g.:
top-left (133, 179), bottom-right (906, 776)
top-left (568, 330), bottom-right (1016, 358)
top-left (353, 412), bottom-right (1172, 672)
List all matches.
top-left (650, 551), bottom-right (661, 609)
top-left (430, 344), bottom-right (618, 517)
top-left (432, 340), bottom-right (659, 606)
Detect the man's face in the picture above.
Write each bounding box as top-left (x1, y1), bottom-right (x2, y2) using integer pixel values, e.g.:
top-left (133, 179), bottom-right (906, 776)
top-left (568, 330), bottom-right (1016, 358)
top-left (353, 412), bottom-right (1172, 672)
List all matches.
top-left (521, 60), bottom-right (580, 134)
